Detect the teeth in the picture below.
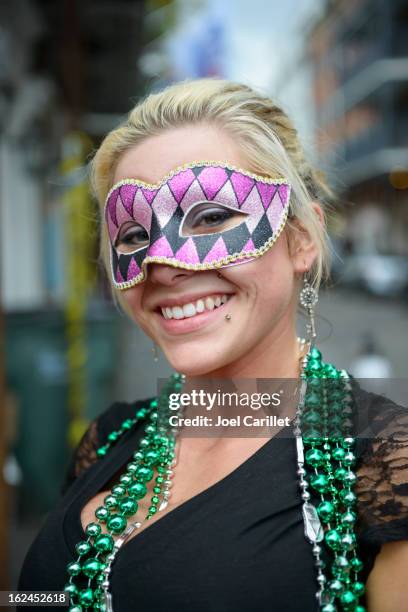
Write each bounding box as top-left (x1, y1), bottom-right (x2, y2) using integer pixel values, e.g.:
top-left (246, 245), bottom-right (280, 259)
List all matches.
top-left (160, 294), bottom-right (231, 320)
top-left (172, 306), bottom-right (184, 319)
top-left (205, 297), bottom-right (215, 310)
top-left (196, 299), bottom-right (205, 313)
top-left (182, 303), bottom-right (196, 317)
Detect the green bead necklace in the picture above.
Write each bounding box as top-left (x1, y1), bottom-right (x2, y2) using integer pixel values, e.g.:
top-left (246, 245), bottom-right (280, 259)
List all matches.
top-left (65, 373), bottom-right (185, 612)
top-left (296, 346), bottom-right (365, 612)
top-left (64, 348), bottom-right (364, 612)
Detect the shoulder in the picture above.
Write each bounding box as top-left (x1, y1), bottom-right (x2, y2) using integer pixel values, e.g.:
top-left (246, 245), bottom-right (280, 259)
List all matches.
top-left (349, 378), bottom-right (408, 564)
top-left (61, 396), bottom-right (155, 494)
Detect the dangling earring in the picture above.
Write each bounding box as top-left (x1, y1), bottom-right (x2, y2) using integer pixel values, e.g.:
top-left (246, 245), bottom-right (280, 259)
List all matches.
top-left (151, 342), bottom-right (159, 363)
top-left (299, 272), bottom-right (319, 348)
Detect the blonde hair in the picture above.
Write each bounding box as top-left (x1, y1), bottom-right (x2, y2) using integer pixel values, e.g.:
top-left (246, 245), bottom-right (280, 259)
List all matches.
top-left (90, 78), bottom-right (333, 312)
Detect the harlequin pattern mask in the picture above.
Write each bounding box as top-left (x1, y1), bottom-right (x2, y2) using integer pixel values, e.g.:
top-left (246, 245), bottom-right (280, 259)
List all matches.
top-left (104, 161), bottom-right (291, 289)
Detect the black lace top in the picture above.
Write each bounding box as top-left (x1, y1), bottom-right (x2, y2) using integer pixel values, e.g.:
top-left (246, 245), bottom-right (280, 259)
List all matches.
top-left (18, 379), bottom-right (408, 612)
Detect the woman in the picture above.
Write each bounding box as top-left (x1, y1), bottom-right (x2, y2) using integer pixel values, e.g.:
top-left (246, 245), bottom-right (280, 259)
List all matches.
top-left (18, 79), bottom-right (408, 611)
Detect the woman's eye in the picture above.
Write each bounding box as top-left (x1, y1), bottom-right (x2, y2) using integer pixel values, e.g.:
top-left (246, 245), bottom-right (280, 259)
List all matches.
top-left (182, 203), bottom-right (247, 236)
top-left (193, 209), bottom-right (233, 228)
top-left (115, 224), bottom-right (149, 253)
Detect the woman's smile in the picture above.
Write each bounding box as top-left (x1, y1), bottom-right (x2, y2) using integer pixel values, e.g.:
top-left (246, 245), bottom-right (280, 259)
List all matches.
top-left (152, 291), bottom-right (235, 335)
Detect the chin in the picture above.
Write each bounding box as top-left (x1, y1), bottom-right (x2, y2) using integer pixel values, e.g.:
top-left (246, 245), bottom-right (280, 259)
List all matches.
top-left (161, 345), bottom-right (227, 377)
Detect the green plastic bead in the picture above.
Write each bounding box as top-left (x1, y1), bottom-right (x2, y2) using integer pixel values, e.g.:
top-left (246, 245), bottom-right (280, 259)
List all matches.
top-left (68, 607), bottom-right (83, 612)
top-left (119, 474), bottom-right (132, 487)
top-left (304, 392), bottom-right (321, 408)
top-left (317, 501), bottom-right (335, 522)
top-left (119, 498), bottom-right (138, 516)
top-left (341, 437), bottom-right (355, 448)
top-left (328, 579), bottom-right (344, 594)
top-left (321, 605), bottom-right (337, 612)
top-left (352, 581), bottom-right (365, 596)
top-left (310, 473), bottom-right (330, 493)
top-left (96, 447), bottom-right (107, 457)
top-left (355, 607), bottom-right (366, 612)
top-left (95, 506), bottom-right (109, 521)
top-left (67, 561), bottom-right (81, 576)
top-left (107, 514), bottom-right (127, 534)
top-left (339, 590), bottom-right (356, 608)
top-left (85, 522), bottom-right (102, 537)
top-left (111, 485), bottom-right (126, 498)
top-left (334, 555), bottom-right (350, 570)
top-left (94, 534), bottom-right (114, 552)
top-left (128, 482), bottom-right (147, 499)
top-left (107, 432), bottom-right (119, 442)
top-left (343, 451), bottom-right (356, 466)
top-left (341, 511), bottom-right (357, 527)
top-left (75, 541), bottom-right (91, 556)
top-left (339, 490), bottom-right (356, 506)
top-left (350, 557), bottom-right (363, 572)
top-left (121, 419), bottom-right (134, 430)
top-left (332, 447), bottom-right (346, 461)
top-left (310, 347), bottom-right (322, 360)
top-left (144, 450), bottom-right (160, 465)
top-left (334, 467), bottom-right (347, 480)
top-left (82, 558), bottom-right (102, 578)
top-left (64, 583), bottom-right (78, 595)
top-left (78, 587), bottom-right (94, 607)
top-left (343, 471), bottom-right (357, 485)
top-left (104, 494), bottom-right (118, 509)
top-left (302, 411), bottom-right (322, 426)
top-left (341, 532), bottom-right (356, 551)
top-left (136, 466), bottom-right (154, 482)
top-left (323, 364), bottom-right (339, 379)
top-left (325, 529), bottom-right (342, 551)
top-left (127, 462), bottom-right (139, 473)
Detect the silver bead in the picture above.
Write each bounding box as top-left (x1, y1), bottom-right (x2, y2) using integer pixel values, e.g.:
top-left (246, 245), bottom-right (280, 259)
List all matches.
top-left (317, 574), bottom-right (326, 585)
top-left (313, 544), bottom-right (321, 555)
top-left (297, 467), bottom-right (306, 477)
top-left (301, 491), bottom-right (311, 501)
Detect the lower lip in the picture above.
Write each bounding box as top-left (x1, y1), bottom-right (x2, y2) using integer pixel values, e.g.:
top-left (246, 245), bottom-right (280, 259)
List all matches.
top-left (154, 298), bottom-right (233, 335)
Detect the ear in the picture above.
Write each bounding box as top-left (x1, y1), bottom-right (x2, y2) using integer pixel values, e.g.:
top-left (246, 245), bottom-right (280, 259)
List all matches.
top-left (286, 202), bottom-right (324, 276)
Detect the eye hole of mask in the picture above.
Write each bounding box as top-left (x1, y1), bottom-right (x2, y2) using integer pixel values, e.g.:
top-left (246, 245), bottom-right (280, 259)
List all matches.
top-left (180, 201), bottom-right (248, 237)
top-left (114, 221), bottom-right (150, 254)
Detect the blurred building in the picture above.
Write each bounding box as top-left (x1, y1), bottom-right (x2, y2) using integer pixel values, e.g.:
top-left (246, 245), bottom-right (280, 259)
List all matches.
top-left (308, 0), bottom-right (408, 257)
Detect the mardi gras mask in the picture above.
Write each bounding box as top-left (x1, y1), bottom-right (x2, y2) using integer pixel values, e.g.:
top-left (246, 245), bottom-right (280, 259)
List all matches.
top-left (104, 161), bottom-right (291, 289)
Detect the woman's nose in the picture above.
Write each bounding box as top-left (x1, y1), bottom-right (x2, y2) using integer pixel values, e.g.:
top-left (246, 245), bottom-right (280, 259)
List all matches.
top-left (146, 262), bottom-right (196, 286)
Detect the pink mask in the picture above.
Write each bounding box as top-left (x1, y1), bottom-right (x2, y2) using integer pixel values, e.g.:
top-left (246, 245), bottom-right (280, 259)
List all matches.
top-left (104, 161), bottom-right (291, 289)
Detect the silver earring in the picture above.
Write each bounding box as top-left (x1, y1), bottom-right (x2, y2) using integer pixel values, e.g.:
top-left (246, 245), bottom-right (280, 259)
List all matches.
top-left (152, 342), bottom-right (159, 362)
top-left (299, 273), bottom-right (318, 347)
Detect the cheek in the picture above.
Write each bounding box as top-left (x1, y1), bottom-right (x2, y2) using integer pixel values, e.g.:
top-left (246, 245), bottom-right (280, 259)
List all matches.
top-left (120, 287), bottom-right (149, 328)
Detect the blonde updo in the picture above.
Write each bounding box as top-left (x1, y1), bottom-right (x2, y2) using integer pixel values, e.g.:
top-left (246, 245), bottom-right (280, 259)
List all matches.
top-left (90, 78), bottom-right (333, 308)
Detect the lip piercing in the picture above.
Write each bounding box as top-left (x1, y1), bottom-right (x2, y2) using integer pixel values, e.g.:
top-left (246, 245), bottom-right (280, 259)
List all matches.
top-left (217, 271), bottom-right (222, 278)
top-left (225, 314), bottom-right (232, 321)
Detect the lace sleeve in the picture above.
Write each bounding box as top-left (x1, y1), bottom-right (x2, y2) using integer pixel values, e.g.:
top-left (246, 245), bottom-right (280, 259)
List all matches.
top-left (60, 400), bottom-right (141, 495)
top-left (353, 382), bottom-right (408, 554)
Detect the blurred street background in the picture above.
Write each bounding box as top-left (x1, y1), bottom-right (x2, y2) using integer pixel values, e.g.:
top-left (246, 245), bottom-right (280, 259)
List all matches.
top-left (1, 0), bottom-right (407, 590)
